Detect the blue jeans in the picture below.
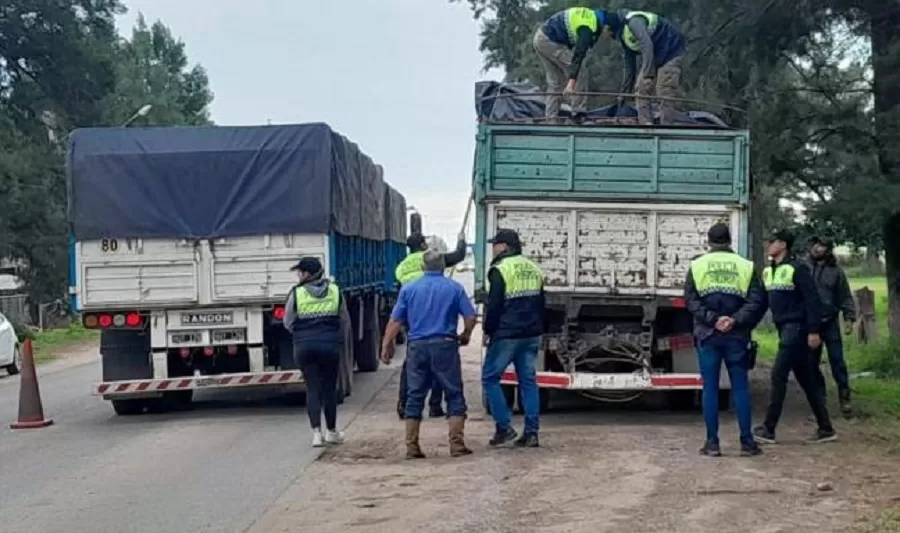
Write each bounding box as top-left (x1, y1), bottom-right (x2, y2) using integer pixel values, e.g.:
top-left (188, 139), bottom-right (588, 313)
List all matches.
top-left (482, 336), bottom-right (540, 435)
top-left (696, 337), bottom-right (753, 446)
top-left (404, 338), bottom-right (467, 419)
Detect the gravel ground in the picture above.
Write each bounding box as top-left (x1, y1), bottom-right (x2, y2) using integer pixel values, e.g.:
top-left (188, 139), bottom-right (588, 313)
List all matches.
top-left (249, 331), bottom-right (900, 533)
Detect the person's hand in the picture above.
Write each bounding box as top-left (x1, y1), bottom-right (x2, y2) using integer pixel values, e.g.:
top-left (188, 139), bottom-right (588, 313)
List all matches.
top-left (380, 343), bottom-right (395, 364)
top-left (636, 77), bottom-right (654, 96)
top-left (714, 316), bottom-right (734, 332)
top-left (563, 79), bottom-right (577, 96)
top-left (482, 335), bottom-right (490, 347)
top-left (808, 333), bottom-right (822, 349)
top-left (844, 321), bottom-right (855, 336)
top-left (458, 332), bottom-right (471, 346)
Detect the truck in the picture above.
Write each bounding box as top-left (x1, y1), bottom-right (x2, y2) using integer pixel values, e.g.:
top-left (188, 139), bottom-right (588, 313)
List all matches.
top-left (473, 82), bottom-right (751, 411)
top-left (67, 123), bottom-right (408, 415)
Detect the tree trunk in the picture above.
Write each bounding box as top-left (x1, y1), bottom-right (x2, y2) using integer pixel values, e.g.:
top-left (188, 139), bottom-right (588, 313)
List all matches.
top-left (883, 214), bottom-right (900, 337)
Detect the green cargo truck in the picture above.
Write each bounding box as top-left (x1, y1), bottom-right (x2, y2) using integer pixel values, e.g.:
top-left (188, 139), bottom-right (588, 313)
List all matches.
top-left (473, 93), bottom-right (751, 411)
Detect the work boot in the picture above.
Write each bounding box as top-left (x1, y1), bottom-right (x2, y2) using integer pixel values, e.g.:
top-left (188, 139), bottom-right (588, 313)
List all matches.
top-left (489, 426), bottom-right (518, 447)
top-left (448, 416), bottom-right (473, 457)
top-left (740, 441), bottom-right (764, 457)
top-left (700, 441), bottom-right (722, 457)
top-left (405, 419), bottom-right (425, 459)
top-left (839, 389), bottom-right (852, 418)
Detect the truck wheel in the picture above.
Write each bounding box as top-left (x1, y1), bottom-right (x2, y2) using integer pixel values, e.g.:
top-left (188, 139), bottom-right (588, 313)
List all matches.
top-left (356, 295), bottom-right (381, 373)
top-left (112, 399), bottom-right (147, 416)
top-left (6, 345), bottom-right (21, 375)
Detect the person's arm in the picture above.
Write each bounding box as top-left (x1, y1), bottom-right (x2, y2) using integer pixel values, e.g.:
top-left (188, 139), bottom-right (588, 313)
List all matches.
top-left (567, 25), bottom-right (595, 80)
top-left (620, 50), bottom-right (638, 97)
top-left (627, 16), bottom-right (656, 84)
top-left (836, 268), bottom-right (858, 323)
top-left (683, 268), bottom-right (718, 326)
top-left (442, 235), bottom-right (467, 269)
top-left (483, 268), bottom-right (505, 337)
top-left (282, 290), bottom-right (297, 332)
top-left (794, 264), bottom-right (822, 334)
top-left (731, 271), bottom-right (768, 329)
top-left (456, 283), bottom-right (478, 344)
top-left (381, 287), bottom-right (409, 363)
top-left (338, 294), bottom-right (351, 344)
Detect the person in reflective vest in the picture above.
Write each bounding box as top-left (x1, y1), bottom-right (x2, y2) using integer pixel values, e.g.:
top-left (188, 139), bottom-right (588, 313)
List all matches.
top-left (684, 223), bottom-right (767, 457)
top-left (481, 229), bottom-right (545, 448)
top-left (753, 229), bottom-right (838, 445)
top-left (282, 257), bottom-right (349, 448)
top-left (534, 7), bottom-right (609, 118)
top-left (394, 231), bottom-right (468, 420)
top-left (598, 9), bottom-right (686, 124)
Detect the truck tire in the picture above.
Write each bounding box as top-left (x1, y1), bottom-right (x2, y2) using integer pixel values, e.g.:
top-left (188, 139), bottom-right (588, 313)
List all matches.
top-left (355, 294), bottom-right (381, 373)
top-left (112, 399), bottom-right (147, 416)
top-left (6, 344), bottom-right (21, 375)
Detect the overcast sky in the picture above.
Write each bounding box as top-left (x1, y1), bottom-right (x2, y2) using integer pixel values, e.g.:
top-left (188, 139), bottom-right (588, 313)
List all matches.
top-left (118, 0), bottom-right (502, 244)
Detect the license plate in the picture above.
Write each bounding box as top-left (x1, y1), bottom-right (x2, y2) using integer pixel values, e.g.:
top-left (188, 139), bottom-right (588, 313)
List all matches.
top-left (171, 332), bottom-right (201, 344)
top-left (195, 377), bottom-right (216, 387)
top-left (180, 312), bottom-right (233, 325)
top-left (212, 329), bottom-right (245, 343)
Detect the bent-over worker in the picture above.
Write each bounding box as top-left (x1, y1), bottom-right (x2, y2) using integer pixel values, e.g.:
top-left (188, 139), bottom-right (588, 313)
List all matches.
top-left (754, 230), bottom-right (837, 445)
top-left (394, 231), bottom-right (468, 420)
top-left (481, 229), bottom-right (545, 448)
top-left (684, 223), bottom-right (767, 457)
top-left (282, 257), bottom-right (349, 448)
top-left (382, 249), bottom-right (477, 459)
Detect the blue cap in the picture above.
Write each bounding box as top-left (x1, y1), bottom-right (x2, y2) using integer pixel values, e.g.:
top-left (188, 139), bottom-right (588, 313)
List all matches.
top-left (595, 9), bottom-right (607, 26)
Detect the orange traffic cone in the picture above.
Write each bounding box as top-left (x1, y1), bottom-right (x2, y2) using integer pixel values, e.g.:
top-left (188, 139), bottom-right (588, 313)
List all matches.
top-left (10, 338), bottom-right (53, 429)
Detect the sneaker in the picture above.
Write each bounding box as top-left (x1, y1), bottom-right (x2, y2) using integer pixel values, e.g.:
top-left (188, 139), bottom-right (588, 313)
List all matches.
top-left (311, 429), bottom-right (325, 448)
top-left (514, 433), bottom-right (540, 448)
top-left (753, 425), bottom-right (777, 445)
top-left (700, 441), bottom-right (722, 457)
top-left (325, 429), bottom-right (345, 445)
top-left (428, 406), bottom-right (446, 419)
top-left (839, 393), bottom-right (852, 417)
top-left (489, 427), bottom-right (518, 447)
top-left (740, 441), bottom-right (764, 457)
top-left (805, 429), bottom-right (838, 444)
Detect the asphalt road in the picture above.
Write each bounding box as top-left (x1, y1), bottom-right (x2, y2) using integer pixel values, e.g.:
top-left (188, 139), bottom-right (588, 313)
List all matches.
top-left (0, 350), bottom-right (401, 533)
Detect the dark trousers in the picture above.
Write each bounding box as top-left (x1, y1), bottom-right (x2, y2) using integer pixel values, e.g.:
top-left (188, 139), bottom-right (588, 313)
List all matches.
top-left (404, 338), bottom-right (466, 419)
top-left (811, 319), bottom-right (851, 398)
top-left (763, 323), bottom-right (834, 434)
top-left (399, 358), bottom-right (444, 413)
top-left (295, 343), bottom-right (340, 431)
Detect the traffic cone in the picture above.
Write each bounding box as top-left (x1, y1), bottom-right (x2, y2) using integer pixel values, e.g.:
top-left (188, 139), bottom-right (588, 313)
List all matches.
top-left (10, 338), bottom-right (53, 429)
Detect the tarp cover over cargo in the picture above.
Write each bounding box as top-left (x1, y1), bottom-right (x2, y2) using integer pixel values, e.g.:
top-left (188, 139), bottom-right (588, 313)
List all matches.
top-left (67, 123), bottom-right (407, 243)
top-left (475, 81), bottom-right (730, 128)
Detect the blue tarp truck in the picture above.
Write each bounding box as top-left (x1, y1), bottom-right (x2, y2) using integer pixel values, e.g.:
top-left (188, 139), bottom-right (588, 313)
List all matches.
top-left (67, 123), bottom-right (407, 415)
top-left (473, 82), bottom-right (751, 411)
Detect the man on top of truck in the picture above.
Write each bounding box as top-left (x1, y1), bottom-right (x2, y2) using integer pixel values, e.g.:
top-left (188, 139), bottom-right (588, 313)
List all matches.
top-left (684, 223), bottom-right (766, 457)
top-left (481, 229), bottom-right (545, 448)
top-left (394, 231), bottom-right (468, 420)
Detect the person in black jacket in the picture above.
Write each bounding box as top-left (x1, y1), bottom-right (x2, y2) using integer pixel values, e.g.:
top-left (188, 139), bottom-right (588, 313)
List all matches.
top-left (806, 236), bottom-right (857, 416)
top-left (754, 230), bottom-right (837, 445)
top-left (684, 223), bottom-right (767, 457)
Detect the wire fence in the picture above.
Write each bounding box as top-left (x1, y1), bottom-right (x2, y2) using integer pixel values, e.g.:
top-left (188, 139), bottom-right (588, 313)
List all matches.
top-left (0, 294), bottom-right (31, 325)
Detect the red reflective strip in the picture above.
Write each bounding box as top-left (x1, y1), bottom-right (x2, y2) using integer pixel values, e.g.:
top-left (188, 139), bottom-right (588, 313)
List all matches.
top-left (220, 377), bottom-right (233, 385)
top-left (670, 297), bottom-right (686, 308)
top-left (239, 376), bottom-right (254, 384)
top-left (651, 375), bottom-right (703, 387)
top-left (668, 335), bottom-right (695, 351)
top-left (501, 371), bottom-right (570, 387)
top-left (178, 379), bottom-right (192, 388)
top-left (136, 382), bottom-right (151, 391)
top-left (98, 384), bottom-right (110, 394)
top-left (278, 373), bottom-right (294, 382)
top-left (260, 374), bottom-right (274, 384)
top-left (157, 380), bottom-right (171, 390)
top-left (115, 383), bottom-right (130, 392)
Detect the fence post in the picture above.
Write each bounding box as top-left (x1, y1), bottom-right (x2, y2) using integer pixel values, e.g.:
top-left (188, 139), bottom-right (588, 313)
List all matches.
top-left (854, 287), bottom-right (877, 344)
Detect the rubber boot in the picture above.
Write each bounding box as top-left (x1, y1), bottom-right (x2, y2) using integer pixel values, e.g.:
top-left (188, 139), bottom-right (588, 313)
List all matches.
top-left (405, 419), bottom-right (425, 459)
top-left (448, 416), bottom-right (473, 457)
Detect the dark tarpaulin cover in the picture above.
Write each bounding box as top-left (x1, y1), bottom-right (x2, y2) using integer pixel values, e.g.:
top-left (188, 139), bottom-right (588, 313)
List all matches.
top-left (67, 123), bottom-right (398, 241)
top-left (383, 185), bottom-right (407, 244)
top-left (475, 81), bottom-right (729, 127)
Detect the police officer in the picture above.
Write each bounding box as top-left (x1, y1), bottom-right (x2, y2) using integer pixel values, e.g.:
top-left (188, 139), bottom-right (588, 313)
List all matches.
top-left (684, 223), bottom-right (767, 457)
top-left (481, 229), bottom-right (545, 448)
top-left (394, 232), bottom-right (468, 420)
top-left (754, 230), bottom-right (838, 445)
top-left (282, 257), bottom-right (348, 448)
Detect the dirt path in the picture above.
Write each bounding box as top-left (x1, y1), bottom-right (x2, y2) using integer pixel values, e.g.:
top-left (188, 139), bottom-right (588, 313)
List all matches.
top-left (249, 331), bottom-right (900, 533)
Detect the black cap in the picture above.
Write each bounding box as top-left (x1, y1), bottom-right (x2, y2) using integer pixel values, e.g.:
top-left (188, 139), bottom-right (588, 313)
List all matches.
top-left (707, 222), bottom-right (731, 245)
top-left (489, 228), bottom-right (521, 247)
top-left (811, 235), bottom-right (834, 249)
top-left (406, 232), bottom-right (426, 250)
top-left (769, 229), bottom-right (795, 249)
top-left (290, 256), bottom-right (323, 274)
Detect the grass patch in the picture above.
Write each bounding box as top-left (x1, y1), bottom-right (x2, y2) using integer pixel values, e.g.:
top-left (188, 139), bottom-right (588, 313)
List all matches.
top-left (26, 324), bottom-right (99, 364)
top-left (854, 507), bottom-right (900, 533)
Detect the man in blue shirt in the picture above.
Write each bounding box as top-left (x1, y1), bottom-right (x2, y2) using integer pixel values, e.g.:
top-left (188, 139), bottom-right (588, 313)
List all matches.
top-left (381, 249), bottom-right (477, 459)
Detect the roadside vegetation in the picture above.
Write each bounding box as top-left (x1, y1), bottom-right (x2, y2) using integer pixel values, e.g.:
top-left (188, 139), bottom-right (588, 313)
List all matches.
top-left (15, 323), bottom-right (99, 365)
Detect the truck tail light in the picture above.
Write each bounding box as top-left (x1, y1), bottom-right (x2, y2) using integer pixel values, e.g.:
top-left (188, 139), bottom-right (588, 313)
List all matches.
top-left (670, 297), bottom-right (686, 308)
top-left (272, 306), bottom-right (285, 320)
top-left (98, 314), bottom-right (113, 328)
top-left (179, 348), bottom-right (191, 359)
top-left (227, 345), bottom-right (238, 356)
top-left (203, 347), bottom-right (215, 357)
top-left (125, 312), bottom-right (141, 327)
top-left (83, 311), bottom-right (145, 329)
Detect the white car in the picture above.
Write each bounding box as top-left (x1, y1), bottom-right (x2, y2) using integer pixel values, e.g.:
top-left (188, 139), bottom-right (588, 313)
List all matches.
top-left (0, 311), bottom-right (21, 375)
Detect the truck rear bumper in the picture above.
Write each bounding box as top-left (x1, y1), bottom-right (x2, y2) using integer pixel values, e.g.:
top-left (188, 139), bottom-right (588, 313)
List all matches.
top-left (94, 370), bottom-right (304, 398)
top-left (500, 371), bottom-right (711, 391)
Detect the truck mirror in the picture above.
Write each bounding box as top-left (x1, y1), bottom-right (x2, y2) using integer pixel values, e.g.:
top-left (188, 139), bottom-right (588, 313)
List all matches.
top-left (410, 213), bottom-right (422, 234)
